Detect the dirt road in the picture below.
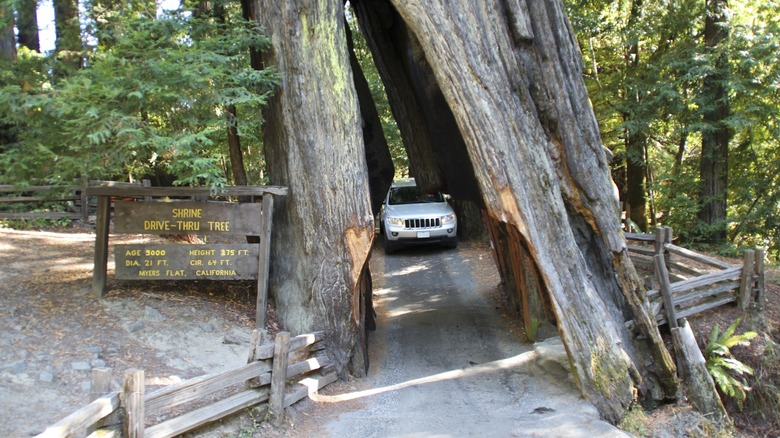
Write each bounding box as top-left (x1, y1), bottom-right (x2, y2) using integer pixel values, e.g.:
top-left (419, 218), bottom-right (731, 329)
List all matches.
top-left (288, 244), bottom-right (629, 437)
top-left (1, 229), bottom-right (627, 437)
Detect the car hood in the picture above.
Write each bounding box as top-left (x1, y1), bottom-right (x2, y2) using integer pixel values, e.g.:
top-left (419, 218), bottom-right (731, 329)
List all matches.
top-left (384, 202), bottom-right (454, 218)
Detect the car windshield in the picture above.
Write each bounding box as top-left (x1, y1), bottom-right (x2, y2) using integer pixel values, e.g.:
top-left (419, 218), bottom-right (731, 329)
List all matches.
top-left (388, 186), bottom-right (444, 205)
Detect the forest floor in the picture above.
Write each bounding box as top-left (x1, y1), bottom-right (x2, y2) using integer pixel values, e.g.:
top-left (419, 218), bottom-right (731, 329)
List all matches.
top-left (0, 225), bottom-right (777, 437)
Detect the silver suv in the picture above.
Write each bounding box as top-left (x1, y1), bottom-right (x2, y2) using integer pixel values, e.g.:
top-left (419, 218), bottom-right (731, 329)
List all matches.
top-left (380, 178), bottom-right (458, 254)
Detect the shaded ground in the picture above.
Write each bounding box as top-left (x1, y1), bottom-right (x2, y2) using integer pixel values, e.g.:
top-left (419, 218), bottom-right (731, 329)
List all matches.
top-left (0, 228), bottom-right (258, 437)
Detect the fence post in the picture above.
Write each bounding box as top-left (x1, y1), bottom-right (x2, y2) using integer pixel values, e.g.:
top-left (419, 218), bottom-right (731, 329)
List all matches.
top-left (92, 195), bottom-right (111, 298)
top-left (738, 249), bottom-right (756, 310)
top-left (755, 249), bottom-right (766, 310)
top-left (654, 253), bottom-right (678, 329)
top-left (141, 179), bottom-right (152, 203)
top-left (269, 332), bottom-right (291, 427)
top-left (80, 176), bottom-right (89, 223)
top-left (123, 369), bottom-right (145, 438)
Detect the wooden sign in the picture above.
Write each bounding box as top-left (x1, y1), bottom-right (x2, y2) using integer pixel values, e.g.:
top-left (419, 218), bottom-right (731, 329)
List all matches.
top-left (115, 244), bottom-right (259, 280)
top-left (114, 201), bottom-right (264, 235)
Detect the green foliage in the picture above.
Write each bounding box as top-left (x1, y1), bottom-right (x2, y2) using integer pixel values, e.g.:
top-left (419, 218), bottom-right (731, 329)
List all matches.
top-left (567, 0), bottom-right (780, 260)
top-left (703, 318), bottom-right (757, 408)
top-left (345, 7), bottom-right (407, 177)
top-left (0, 3), bottom-right (277, 188)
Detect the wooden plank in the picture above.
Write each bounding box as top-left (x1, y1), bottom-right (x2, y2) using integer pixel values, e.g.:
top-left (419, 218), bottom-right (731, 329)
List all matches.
top-left (86, 426), bottom-right (121, 438)
top-left (254, 332), bottom-right (325, 360)
top-left (627, 245), bottom-right (655, 256)
top-left (625, 232), bottom-right (656, 242)
top-left (92, 196), bottom-right (111, 298)
top-left (285, 354), bottom-right (331, 380)
top-left (670, 267), bottom-right (742, 294)
top-left (87, 184), bottom-right (288, 198)
top-left (144, 389), bottom-right (268, 438)
top-left (123, 370), bottom-right (145, 438)
top-left (145, 360), bottom-right (271, 414)
top-left (0, 184), bottom-right (80, 192)
top-left (670, 319), bottom-right (728, 420)
top-left (0, 196), bottom-right (78, 203)
top-left (284, 371), bottom-right (338, 408)
top-left (665, 244), bottom-right (736, 270)
top-left (646, 267), bottom-right (742, 300)
top-left (674, 281), bottom-right (741, 307)
top-left (35, 393), bottom-right (120, 438)
top-left (269, 332), bottom-right (291, 426)
top-left (115, 244), bottom-right (259, 280)
top-left (738, 250), bottom-right (756, 310)
top-left (668, 260), bottom-right (708, 278)
top-left (655, 254), bottom-right (678, 329)
top-left (656, 295), bottom-right (737, 326)
top-left (0, 212), bottom-right (81, 220)
top-left (113, 201), bottom-right (264, 236)
top-left (256, 194), bottom-right (274, 328)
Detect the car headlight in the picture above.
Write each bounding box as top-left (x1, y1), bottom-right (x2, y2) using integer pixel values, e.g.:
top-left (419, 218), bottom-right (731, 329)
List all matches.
top-left (440, 214), bottom-right (456, 224)
top-left (386, 217), bottom-right (404, 226)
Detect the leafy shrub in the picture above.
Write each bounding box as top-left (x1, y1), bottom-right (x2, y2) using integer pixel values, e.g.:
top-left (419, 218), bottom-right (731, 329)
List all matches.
top-left (703, 318), bottom-right (757, 409)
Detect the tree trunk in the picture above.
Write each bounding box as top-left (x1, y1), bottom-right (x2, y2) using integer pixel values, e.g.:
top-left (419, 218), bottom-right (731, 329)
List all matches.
top-left (54, 0), bottom-right (82, 73)
top-left (256, 0), bottom-right (375, 376)
top-left (383, 0), bottom-right (678, 422)
top-left (623, 0), bottom-right (649, 232)
top-left (16, 0), bottom-right (40, 52)
top-left (225, 104), bottom-right (248, 186)
top-left (698, 0), bottom-right (730, 243)
top-left (0, 2), bottom-right (16, 61)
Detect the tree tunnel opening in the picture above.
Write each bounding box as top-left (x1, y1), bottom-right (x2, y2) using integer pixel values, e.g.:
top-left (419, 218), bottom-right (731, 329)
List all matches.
top-left (345, 1), bottom-right (560, 375)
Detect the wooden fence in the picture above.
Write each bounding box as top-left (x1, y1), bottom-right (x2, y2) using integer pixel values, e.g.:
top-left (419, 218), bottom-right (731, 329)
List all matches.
top-left (0, 180), bottom-right (142, 222)
top-left (627, 227), bottom-right (766, 326)
top-left (35, 330), bottom-right (336, 438)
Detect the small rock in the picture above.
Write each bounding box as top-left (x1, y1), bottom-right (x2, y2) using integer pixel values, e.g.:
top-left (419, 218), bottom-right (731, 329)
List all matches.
top-left (126, 321), bottom-right (144, 333)
top-left (223, 331), bottom-right (250, 345)
top-left (144, 306), bottom-right (166, 322)
top-left (39, 371), bottom-right (54, 383)
top-left (71, 361), bottom-right (91, 371)
top-left (7, 360), bottom-right (27, 374)
top-left (200, 323), bottom-right (215, 333)
top-left (86, 346), bottom-right (104, 354)
top-left (91, 359), bottom-right (107, 368)
top-left (81, 380), bottom-right (91, 392)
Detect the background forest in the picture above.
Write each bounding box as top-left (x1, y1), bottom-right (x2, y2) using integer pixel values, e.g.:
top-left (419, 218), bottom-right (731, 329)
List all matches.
top-left (0, 0), bottom-right (778, 261)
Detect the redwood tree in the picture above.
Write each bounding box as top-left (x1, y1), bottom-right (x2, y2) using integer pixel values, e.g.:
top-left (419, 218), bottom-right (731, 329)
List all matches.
top-left (256, 0), bottom-right (376, 376)
top-left (257, 0), bottom-right (678, 422)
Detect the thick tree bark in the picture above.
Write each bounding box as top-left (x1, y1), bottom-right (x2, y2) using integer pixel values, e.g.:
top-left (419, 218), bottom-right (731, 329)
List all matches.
top-left (0, 3), bottom-right (16, 61)
top-left (16, 0), bottom-right (40, 52)
top-left (256, 0), bottom-right (375, 376)
top-left (698, 0), bottom-right (730, 243)
top-left (385, 0), bottom-right (677, 422)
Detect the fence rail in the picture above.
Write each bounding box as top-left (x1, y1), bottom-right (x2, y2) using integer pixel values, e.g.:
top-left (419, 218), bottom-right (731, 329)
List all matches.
top-left (0, 180), bottom-right (144, 222)
top-left (627, 227), bottom-right (766, 326)
top-left (36, 330), bottom-right (335, 438)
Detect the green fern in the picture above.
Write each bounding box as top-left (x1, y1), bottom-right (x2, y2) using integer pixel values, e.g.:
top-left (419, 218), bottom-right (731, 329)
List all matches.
top-left (703, 318), bottom-right (758, 409)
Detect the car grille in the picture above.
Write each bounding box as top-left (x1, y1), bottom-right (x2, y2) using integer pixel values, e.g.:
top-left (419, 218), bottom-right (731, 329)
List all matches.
top-left (404, 218), bottom-right (440, 229)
